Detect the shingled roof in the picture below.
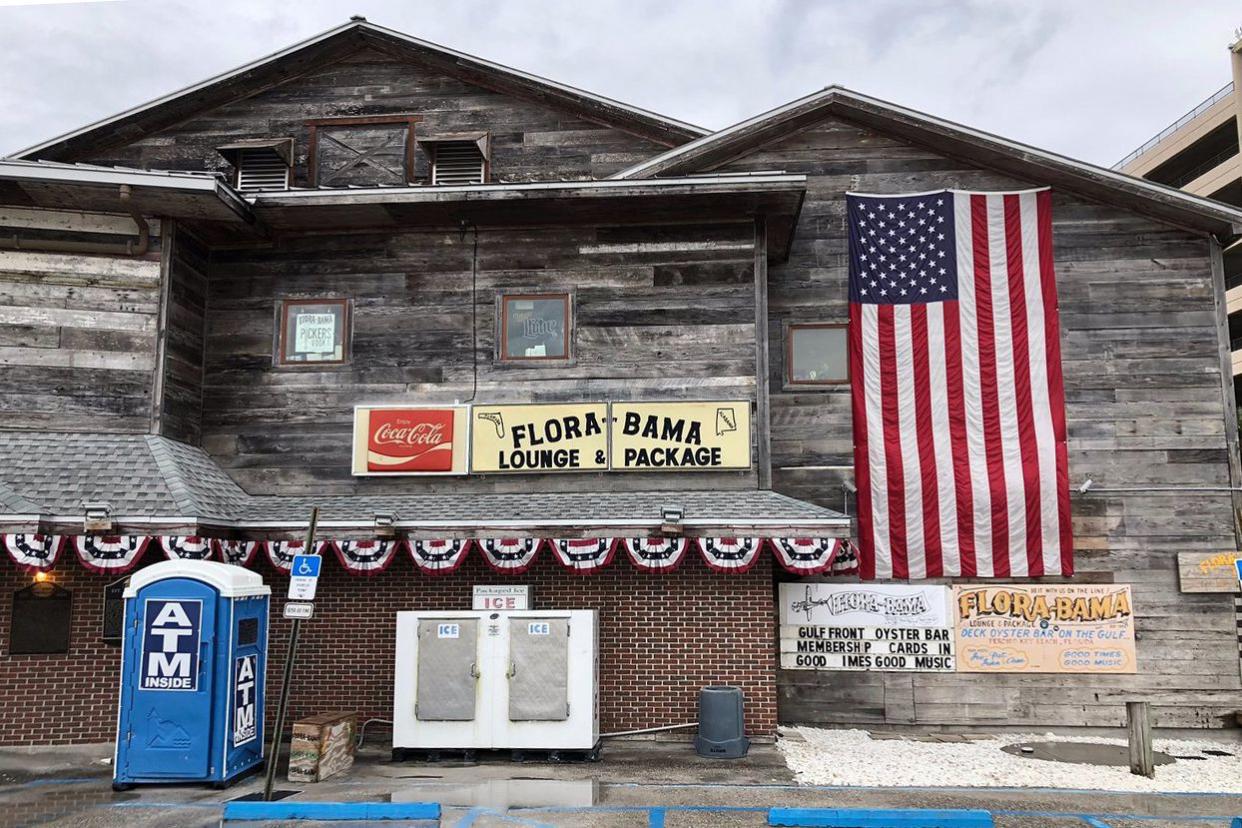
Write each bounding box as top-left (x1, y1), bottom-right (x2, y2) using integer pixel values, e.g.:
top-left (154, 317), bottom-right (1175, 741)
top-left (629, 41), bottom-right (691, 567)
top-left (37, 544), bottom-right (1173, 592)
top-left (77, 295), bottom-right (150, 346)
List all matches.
top-left (0, 432), bottom-right (847, 533)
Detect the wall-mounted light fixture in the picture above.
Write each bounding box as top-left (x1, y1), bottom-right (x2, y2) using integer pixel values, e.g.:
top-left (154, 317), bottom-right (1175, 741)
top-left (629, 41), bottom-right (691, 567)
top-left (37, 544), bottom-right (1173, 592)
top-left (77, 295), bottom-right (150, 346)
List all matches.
top-left (373, 512), bottom-right (397, 539)
top-left (661, 504), bottom-right (684, 536)
top-left (83, 501), bottom-right (112, 532)
top-left (1078, 478), bottom-right (1095, 494)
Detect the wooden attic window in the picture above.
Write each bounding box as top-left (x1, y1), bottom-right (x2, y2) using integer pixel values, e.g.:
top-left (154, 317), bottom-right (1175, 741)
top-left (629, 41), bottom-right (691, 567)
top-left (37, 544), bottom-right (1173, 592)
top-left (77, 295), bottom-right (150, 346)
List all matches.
top-left (419, 133), bottom-right (490, 186)
top-left (306, 114), bottom-right (419, 187)
top-left (217, 138), bottom-right (293, 192)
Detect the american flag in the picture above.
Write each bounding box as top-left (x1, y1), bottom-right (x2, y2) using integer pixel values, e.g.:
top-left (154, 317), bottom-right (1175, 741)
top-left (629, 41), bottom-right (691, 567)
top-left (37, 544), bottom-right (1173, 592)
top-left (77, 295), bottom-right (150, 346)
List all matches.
top-left (848, 188), bottom-right (1072, 579)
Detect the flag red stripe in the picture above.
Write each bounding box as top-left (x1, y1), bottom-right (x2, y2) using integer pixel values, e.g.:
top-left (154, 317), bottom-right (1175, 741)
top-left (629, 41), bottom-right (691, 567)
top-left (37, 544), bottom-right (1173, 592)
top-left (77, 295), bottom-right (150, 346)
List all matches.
top-left (1037, 189), bottom-right (1073, 574)
top-left (849, 302), bottom-right (876, 580)
top-left (909, 303), bottom-right (942, 576)
top-left (1004, 194), bottom-right (1045, 576)
top-left (943, 302), bottom-right (976, 576)
top-left (971, 194), bottom-right (1010, 577)
top-left (877, 304), bottom-right (908, 578)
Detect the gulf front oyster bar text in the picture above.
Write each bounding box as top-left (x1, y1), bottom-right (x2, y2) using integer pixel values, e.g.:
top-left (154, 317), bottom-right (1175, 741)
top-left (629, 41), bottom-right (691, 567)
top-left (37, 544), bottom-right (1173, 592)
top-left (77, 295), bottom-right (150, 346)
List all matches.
top-left (351, 401), bottom-right (752, 476)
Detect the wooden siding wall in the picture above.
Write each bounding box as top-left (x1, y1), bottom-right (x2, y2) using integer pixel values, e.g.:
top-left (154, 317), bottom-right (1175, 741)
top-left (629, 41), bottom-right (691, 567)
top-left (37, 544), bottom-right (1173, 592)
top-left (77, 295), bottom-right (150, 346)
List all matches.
top-left (202, 222), bottom-right (758, 495)
top-left (0, 242), bottom-right (160, 433)
top-left (156, 225), bottom-right (209, 444)
top-left (79, 49), bottom-right (667, 184)
top-left (719, 116), bottom-right (1241, 729)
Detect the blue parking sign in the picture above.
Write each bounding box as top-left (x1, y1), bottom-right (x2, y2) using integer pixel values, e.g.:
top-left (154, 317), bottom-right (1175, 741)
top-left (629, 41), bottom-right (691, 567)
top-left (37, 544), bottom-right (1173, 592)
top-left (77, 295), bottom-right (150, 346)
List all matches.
top-left (292, 555), bottom-right (321, 578)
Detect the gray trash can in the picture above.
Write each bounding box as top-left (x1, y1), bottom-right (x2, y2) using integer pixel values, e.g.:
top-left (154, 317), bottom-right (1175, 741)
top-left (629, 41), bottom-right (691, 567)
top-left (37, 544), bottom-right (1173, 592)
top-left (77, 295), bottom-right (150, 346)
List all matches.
top-left (693, 685), bottom-right (750, 758)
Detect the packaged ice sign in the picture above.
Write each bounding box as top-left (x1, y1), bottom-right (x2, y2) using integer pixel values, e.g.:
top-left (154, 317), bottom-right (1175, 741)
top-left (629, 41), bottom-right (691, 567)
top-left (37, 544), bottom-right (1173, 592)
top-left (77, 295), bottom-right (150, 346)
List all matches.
top-left (352, 405), bottom-right (470, 476)
top-left (140, 599), bottom-right (202, 691)
top-left (287, 554), bottom-right (321, 602)
top-left (778, 583), bottom-right (955, 672)
top-left (472, 584), bottom-right (532, 610)
top-left (232, 654), bottom-right (257, 746)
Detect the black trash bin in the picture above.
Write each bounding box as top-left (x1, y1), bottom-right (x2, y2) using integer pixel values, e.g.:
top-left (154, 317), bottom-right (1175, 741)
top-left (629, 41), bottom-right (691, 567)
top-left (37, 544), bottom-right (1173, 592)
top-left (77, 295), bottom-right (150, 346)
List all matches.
top-left (693, 685), bottom-right (750, 758)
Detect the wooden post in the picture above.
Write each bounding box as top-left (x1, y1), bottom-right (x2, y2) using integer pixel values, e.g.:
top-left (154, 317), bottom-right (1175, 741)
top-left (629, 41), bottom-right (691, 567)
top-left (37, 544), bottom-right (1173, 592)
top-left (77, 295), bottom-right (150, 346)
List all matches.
top-left (1126, 701), bottom-right (1155, 778)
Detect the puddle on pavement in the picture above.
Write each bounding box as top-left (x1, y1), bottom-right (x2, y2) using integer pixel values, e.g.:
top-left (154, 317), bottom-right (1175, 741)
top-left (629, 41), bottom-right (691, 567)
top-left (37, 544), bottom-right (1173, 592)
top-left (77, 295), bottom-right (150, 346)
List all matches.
top-left (390, 777), bottom-right (598, 809)
top-left (1002, 741), bottom-right (1175, 767)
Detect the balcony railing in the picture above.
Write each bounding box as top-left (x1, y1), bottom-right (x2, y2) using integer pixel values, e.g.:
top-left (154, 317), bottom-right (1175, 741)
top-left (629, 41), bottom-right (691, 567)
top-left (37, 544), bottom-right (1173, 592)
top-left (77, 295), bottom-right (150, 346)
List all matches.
top-left (1114, 82), bottom-right (1234, 170)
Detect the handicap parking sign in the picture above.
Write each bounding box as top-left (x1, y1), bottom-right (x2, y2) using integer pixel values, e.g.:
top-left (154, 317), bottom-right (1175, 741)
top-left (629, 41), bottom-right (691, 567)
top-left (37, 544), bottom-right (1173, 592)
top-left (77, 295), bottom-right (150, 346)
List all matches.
top-left (288, 554), bottom-right (321, 602)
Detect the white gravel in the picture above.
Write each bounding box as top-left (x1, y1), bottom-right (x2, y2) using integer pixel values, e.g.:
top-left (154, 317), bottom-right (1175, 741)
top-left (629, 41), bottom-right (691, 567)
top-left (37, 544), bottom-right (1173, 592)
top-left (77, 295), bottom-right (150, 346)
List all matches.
top-left (779, 726), bottom-right (1242, 793)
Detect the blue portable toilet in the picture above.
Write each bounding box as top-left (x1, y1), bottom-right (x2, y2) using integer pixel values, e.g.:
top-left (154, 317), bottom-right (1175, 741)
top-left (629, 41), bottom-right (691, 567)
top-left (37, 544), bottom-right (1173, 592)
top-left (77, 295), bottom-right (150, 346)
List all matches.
top-left (114, 560), bottom-right (270, 789)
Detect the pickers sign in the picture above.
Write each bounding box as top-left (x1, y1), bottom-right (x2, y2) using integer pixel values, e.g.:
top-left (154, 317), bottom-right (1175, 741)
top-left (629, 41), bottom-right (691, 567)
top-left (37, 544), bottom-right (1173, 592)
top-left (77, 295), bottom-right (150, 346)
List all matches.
top-left (352, 401), bottom-right (751, 475)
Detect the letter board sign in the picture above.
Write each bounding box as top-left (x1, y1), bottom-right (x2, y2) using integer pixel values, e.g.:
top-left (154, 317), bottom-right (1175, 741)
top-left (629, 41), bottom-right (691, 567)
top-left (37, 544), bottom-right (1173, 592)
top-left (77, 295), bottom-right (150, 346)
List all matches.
top-left (140, 599), bottom-right (202, 691)
top-left (232, 654), bottom-right (258, 746)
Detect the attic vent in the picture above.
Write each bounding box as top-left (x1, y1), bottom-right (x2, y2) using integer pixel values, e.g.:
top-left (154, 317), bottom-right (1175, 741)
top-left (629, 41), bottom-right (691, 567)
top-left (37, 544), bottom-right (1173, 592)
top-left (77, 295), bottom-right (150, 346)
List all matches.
top-left (236, 148), bottom-right (290, 192)
top-left (432, 141), bottom-right (487, 186)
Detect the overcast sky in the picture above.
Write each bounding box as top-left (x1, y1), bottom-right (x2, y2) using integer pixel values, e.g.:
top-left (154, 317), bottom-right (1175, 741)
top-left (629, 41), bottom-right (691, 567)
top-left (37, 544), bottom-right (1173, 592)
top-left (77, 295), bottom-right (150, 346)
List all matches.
top-left (1, 0), bottom-right (1240, 165)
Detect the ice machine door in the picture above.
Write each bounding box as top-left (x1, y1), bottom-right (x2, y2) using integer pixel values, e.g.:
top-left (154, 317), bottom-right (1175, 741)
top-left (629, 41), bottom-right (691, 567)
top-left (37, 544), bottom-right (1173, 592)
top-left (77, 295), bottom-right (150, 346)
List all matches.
top-left (507, 617), bottom-right (570, 721)
top-left (416, 618), bottom-right (478, 721)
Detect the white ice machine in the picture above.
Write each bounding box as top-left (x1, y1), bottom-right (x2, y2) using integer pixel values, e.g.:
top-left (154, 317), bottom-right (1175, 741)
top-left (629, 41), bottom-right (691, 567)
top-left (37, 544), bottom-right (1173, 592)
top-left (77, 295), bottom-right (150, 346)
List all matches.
top-left (392, 610), bottom-right (598, 753)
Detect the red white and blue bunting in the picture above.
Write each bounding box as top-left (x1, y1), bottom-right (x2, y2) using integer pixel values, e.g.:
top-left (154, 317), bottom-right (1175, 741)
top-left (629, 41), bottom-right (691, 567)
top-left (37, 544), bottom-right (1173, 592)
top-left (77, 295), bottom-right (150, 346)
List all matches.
top-left (214, 539), bottom-right (265, 567)
top-left (335, 539), bottom-right (401, 575)
top-left (161, 535), bottom-right (213, 561)
top-left (72, 535), bottom-right (149, 574)
top-left (698, 537), bottom-right (764, 573)
top-left (266, 539), bottom-right (336, 572)
top-left (548, 538), bottom-right (615, 573)
top-left (476, 538), bottom-right (540, 574)
top-left (0, 534), bottom-right (857, 577)
top-left (408, 538), bottom-right (469, 574)
top-left (620, 537), bottom-right (689, 572)
top-left (2, 534), bottom-right (62, 572)
top-left (770, 537), bottom-right (843, 575)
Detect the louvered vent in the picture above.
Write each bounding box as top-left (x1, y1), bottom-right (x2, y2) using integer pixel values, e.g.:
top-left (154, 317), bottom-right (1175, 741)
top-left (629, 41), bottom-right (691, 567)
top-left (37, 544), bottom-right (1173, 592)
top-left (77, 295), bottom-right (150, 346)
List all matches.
top-left (236, 148), bottom-right (290, 192)
top-left (432, 141), bottom-right (486, 185)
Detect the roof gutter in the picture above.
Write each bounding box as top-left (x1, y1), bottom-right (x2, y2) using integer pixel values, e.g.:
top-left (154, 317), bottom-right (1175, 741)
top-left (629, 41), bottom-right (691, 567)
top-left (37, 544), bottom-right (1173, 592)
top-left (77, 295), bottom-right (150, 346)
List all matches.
top-left (0, 184), bottom-right (150, 257)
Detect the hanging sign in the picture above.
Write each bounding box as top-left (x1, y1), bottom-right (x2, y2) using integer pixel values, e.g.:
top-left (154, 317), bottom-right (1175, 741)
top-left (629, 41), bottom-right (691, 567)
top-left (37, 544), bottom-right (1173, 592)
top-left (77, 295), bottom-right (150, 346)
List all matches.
top-left (472, 585), bottom-right (532, 610)
top-left (471, 403), bottom-right (608, 473)
top-left (778, 583), bottom-right (955, 672)
top-left (953, 584), bottom-right (1136, 674)
top-left (351, 405), bottom-right (470, 475)
top-left (610, 401), bottom-right (750, 471)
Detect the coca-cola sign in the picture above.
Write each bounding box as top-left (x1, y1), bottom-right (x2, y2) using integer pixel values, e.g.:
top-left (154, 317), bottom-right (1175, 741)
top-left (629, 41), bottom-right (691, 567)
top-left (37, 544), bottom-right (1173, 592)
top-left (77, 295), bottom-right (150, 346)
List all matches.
top-left (366, 409), bottom-right (455, 472)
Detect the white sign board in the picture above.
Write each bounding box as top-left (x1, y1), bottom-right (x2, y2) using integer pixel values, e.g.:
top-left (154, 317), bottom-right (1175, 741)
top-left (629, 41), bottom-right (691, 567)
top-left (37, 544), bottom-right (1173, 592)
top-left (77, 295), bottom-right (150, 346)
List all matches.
top-left (283, 602), bottom-right (314, 620)
top-left (294, 313), bottom-right (336, 354)
top-left (472, 584), bottom-right (531, 611)
top-left (287, 554), bottom-right (321, 602)
top-left (778, 583), bottom-right (955, 672)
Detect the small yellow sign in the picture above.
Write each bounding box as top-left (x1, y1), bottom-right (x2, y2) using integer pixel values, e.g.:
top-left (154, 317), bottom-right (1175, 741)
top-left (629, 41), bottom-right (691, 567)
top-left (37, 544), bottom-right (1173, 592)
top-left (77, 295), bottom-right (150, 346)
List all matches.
top-left (610, 401), bottom-right (751, 471)
top-left (470, 403), bottom-right (609, 473)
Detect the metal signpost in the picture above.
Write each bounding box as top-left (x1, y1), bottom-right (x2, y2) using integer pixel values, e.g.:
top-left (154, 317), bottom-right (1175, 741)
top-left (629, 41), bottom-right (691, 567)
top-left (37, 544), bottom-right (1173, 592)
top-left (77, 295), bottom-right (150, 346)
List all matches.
top-left (263, 507), bottom-right (319, 801)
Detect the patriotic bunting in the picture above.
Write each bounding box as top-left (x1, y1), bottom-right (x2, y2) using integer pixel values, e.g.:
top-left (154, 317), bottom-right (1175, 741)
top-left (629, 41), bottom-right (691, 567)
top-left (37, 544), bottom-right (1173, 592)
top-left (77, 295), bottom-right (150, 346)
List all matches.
top-left (620, 537), bottom-right (689, 572)
top-left (2, 534), bottom-right (62, 571)
top-left (161, 535), bottom-right (213, 561)
top-left (770, 537), bottom-right (842, 575)
top-left (548, 538), bottom-right (615, 573)
top-left (830, 540), bottom-right (861, 575)
top-left (214, 539), bottom-right (265, 567)
top-left (698, 537), bottom-right (764, 572)
top-left (477, 538), bottom-right (540, 573)
top-left (267, 540), bottom-right (336, 572)
top-left (408, 538), bottom-right (470, 573)
top-left (335, 539), bottom-right (402, 575)
top-left (72, 535), bottom-right (149, 574)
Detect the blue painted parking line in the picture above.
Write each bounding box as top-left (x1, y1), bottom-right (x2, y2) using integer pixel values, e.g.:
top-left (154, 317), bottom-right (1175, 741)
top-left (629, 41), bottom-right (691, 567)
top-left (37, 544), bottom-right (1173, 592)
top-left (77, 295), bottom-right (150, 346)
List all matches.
top-left (769, 807), bottom-right (992, 827)
top-left (221, 800), bottom-right (440, 822)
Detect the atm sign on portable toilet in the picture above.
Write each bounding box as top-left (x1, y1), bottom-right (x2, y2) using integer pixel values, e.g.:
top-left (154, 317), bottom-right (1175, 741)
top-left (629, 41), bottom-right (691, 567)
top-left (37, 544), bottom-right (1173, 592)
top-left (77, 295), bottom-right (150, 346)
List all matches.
top-left (114, 560), bottom-right (270, 789)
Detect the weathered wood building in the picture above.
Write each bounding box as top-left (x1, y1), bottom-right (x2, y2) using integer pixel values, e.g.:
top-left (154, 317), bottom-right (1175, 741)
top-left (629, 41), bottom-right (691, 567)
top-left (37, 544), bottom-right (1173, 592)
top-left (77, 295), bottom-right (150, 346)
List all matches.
top-left (0, 18), bottom-right (1241, 745)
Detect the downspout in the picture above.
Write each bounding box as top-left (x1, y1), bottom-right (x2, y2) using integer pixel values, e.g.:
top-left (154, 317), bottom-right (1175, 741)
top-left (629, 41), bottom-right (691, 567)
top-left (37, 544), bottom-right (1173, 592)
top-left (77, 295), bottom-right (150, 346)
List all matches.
top-left (0, 184), bottom-right (150, 256)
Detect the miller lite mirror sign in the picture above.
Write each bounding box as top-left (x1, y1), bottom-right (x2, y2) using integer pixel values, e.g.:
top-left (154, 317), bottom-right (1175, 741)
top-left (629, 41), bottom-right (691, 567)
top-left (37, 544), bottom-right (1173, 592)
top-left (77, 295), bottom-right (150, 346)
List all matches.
top-left (352, 405), bottom-right (470, 476)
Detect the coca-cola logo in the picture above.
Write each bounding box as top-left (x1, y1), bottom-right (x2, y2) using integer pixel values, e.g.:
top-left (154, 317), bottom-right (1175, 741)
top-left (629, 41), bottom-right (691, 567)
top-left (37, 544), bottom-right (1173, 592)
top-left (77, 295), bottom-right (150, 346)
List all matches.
top-left (367, 409), bottom-right (455, 472)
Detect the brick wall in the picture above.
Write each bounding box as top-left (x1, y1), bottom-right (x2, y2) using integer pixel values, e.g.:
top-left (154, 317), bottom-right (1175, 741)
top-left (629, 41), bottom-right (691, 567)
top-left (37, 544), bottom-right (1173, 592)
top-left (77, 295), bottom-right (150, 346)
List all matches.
top-left (0, 548), bottom-right (778, 745)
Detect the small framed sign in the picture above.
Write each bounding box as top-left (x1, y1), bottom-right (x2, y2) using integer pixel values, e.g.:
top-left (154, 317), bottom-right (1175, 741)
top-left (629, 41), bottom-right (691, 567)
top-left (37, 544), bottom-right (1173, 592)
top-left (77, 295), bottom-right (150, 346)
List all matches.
top-left (473, 585), bottom-right (531, 611)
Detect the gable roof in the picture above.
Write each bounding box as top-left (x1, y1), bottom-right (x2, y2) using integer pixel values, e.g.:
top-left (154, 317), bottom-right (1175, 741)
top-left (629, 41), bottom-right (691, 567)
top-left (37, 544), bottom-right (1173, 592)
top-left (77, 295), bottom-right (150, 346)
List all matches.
top-left (611, 86), bottom-right (1242, 239)
top-left (11, 18), bottom-right (707, 163)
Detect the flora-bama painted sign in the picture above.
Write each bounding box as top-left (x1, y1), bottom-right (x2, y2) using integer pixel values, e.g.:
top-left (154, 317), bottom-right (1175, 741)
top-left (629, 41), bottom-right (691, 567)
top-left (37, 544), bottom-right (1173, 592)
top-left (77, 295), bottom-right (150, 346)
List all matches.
top-left (351, 405), bottom-right (470, 476)
top-left (778, 583), bottom-right (955, 672)
top-left (352, 401), bottom-right (751, 475)
top-left (953, 584), bottom-right (1136, 674)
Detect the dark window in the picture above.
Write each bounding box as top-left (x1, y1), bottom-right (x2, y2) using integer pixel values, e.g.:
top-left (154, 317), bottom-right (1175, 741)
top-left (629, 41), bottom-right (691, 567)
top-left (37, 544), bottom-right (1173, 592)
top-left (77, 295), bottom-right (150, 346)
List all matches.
top-left (276, 298), bottom-right (351, 366)
top-left (499, 292), bottom-right (571, 362)
top-left (238, 617), bottom-right (259, 647)
top-left (101, 577), bottom-right (126, 645)
top-left (10, 583), bottom-right (71, 655)
top-left (306, 115), bottom-right (419, 187)
top-left (786, 323), bottom-right (849, 386)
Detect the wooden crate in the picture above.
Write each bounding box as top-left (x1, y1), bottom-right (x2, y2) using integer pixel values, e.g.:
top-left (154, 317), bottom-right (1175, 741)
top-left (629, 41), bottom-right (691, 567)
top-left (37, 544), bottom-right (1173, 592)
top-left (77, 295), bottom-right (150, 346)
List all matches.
top-left (288, 711), bottom-right (357, 783)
